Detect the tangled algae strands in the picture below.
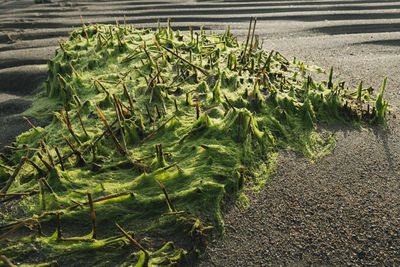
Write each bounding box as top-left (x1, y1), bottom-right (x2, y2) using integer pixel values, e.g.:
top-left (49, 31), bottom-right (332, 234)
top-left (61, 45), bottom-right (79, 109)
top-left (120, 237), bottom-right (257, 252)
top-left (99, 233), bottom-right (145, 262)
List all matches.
top-left (0, 19), bottom-right (388, 266)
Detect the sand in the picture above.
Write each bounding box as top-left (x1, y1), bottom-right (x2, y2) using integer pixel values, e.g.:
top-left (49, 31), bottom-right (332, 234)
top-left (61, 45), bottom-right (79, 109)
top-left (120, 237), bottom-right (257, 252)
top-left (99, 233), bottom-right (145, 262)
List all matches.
top-left (0, 0), bottom-right (399, 265)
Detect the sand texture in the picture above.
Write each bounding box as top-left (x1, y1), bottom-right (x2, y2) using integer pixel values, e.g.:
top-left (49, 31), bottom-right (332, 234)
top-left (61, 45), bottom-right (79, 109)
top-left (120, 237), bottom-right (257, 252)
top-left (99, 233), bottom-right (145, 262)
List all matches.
top-left (0, 0), bottom-right (399, 265)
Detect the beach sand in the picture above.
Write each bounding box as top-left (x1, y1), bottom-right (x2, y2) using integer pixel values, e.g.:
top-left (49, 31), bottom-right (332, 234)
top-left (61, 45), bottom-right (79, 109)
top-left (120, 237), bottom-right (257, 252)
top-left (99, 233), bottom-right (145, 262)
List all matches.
top-left (0, 0), bottom-right (399, 265)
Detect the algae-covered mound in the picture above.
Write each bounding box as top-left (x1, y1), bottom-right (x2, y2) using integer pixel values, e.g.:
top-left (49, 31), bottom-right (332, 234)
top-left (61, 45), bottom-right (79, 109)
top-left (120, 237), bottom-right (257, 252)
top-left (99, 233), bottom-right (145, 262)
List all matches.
top-left (0, 19), bottom-right (388, 266)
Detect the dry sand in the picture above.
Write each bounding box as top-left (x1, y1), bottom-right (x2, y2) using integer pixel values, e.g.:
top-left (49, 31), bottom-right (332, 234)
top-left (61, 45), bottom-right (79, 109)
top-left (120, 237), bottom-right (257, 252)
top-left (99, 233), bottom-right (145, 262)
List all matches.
top-left (0, 0), bottom-right (399, 265)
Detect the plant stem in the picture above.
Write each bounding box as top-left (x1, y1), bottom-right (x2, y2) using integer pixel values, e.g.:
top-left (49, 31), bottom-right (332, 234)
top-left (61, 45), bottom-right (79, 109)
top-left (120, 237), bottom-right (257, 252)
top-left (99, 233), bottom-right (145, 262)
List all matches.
top-left (0, 158), bottom-right (26, 195)
top-left (87, 189), bottom-right (97, 239)
top-left (96, 105), bottom-right (125, 154)
top-left (155, 179), bottom-right (176, 212)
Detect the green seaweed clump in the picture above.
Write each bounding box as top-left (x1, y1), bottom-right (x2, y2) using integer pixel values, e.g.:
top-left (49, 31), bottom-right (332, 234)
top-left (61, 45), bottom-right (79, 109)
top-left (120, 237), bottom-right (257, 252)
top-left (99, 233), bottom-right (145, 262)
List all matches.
top-left (0, 19), bottom-right (388, 266)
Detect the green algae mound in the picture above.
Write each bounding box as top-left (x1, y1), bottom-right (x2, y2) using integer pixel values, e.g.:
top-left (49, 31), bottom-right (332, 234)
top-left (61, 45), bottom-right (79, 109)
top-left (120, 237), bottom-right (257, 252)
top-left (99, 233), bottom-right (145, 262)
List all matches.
top-left (0, 20), bottom-right (388, 266)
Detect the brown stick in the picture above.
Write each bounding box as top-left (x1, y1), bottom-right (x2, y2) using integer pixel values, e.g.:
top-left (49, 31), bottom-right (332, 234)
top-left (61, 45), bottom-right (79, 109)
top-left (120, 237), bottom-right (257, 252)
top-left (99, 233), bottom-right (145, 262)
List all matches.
top-left (263, 50), bottom-right (274, 71)
top-left (116, 31), bottom-right (123, 48)
top-left (161, 45), bottom-right (209, 75)
top-left (142, 44), bottom-right (153, 65)
top-left (22, 116), bottom-right (36, 130)
top-left (60, 110), bottom-right (81, 145)
top-left (174, 99), bottom-right (179, 112)
top-left (237, 112), bottom-right (242, 143)
top-left (94, 80), bottom-right (109, 95)
top-left (115, 223), bottom-right (149, 256)
top-left (0, 158), bottom-right (26, 195)
top-left (155, 61), bottom-right (165, 84)
top-left (77, 111), bottom-right (89, 137)
top-left (69, 63), bottom-right (79, 77)
top-left (71, 199), bottom-right (83, 208)
top-left (0, 190), bottom-right (39, 204)
top-left (80, 15), bottom-right (89, 41)
top-left (135, 152), bottom-right (171, 162)
top-left (161, 211), bottom-right (184, 216)
top-left (145, 103), bottom-right (153, 123)
top-left (115, 98), bottom-right (127, 120)
top-left (248, 17), bottom-right (257, 58)
top-left (195, 102), bottom-right (200, 119)
top-left (152, 106), bottom-right (157, 133)
top-left (0, 223), bottom-right (25, 241)
top-left (37, 151), bottom-right (53, 171)
top-left (223, 94), bottom-right (236, 111)
top-left (177, 125), bottom-right (205, 144)
top-left (59, 238), bottom-right (95, 242)
top-left (3, 146), bottom-right (39, 152)
top-left (41, 140), bottom-right (55, 167)
top-left (58, 40), bottom-right (66, 55)
top-left (1, 255), bottom-right (16, 267)
top-left (62, 134), bottom-right (86, 166)
top-left (0, 191), bottom-right (38, 197)
top-left (39, 178), bottom-right (56, 195)
top-left (26, 158), bottom-right (46, 176)
top-left (0, 219), bottom-right (38, 242)
top-left (53, 145), bottom-right (65, 171)
top-left (62, 134), bottom-right (76, 152)
top-left (113, 95), bottom-right (127, 153)
top-left (200, 144), bottom-right (209, 150)
top-left (56, 212), bottom-right (62, 240)
top-left (161, 97), bottom-right (167, 115)
top-left (158, 162), bottom-right (180, 172)
top-left (0, 164), bottom-right (14, 172)
top-left (89, 118), bottom-right (119, 149)
top-left (115, 70), bottom-right (132, 88)
top-left (155, 179), bottom-right (176, 212)
top-left (155, 104), bottom-right (162, 119)
top-left (0, 217), bottom-right (46, 231)
top-left (169, 64), bottom-right (186, 87)
top-left (245, 116), bottom-right (253, 138)
top-left (65, 108), bottom-right (81, 144)
top-left (2, 146), bottom-right (16, 150)
top-left (242, 17), bottom-right (253, 61)
top-left (121, 46), bottom-right (140, 63)
top-left (122, 82), bottom-right (134, 112)
top-left (96, 105), bottom-right (125, 154)
top-left (126, 156), bottom-right (150, 173)
top-left (87, 189), bottom-right (97, 239)
top-left (148, 70), bottom-right (161, 102)
top-left (142, 116), bottom-right (175, 142)
top-left (39, 178), bottom-right (45, 209)
top-left (67, 191), bottom-right (133, 210)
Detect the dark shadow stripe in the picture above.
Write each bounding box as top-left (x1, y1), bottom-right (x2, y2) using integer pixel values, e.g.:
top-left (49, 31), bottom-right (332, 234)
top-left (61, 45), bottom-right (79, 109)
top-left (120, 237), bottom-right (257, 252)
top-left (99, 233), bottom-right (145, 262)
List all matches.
top-left (314, 23), bottom-right (400, 35)
top-left (121, 4), bottom-right (400, 14)
top-left (12, 5), bottom-right (400, 20)
top-left (0, 115), bottom-right (48, 149)
top-left (359, 39), bottom-right (400, 46)
top-left (0, 58), bottom-right (48, 69)
top-left (0, 19), bottom-right (211, 31)
top-left (7, 1), bottom-right (400, 16)
top-left (2, 12), bottom-right (400, 31)
top-left (90, 0), bottom-right (400, 8)
top-left (214, 0), bottom-right (398, 3)
top-left (0, 40), bottom-right (58, 52)
top-left (0, 99), bottom-right (32, 117)
top-left (0, 65), bottom-right (47, 95)
top-left (0, 29), bottom-right (72, 44)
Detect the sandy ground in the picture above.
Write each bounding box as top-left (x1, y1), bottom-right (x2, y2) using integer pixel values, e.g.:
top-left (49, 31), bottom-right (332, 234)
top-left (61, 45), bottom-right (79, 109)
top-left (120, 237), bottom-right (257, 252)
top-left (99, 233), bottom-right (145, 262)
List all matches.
top-left (0, 0), bottom-right (399, 265)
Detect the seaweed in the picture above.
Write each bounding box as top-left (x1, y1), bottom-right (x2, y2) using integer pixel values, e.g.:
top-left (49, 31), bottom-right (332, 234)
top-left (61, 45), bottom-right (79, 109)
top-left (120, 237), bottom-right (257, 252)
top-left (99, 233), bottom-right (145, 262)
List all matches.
top-left (0, 19), bottom-right (388, 266)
